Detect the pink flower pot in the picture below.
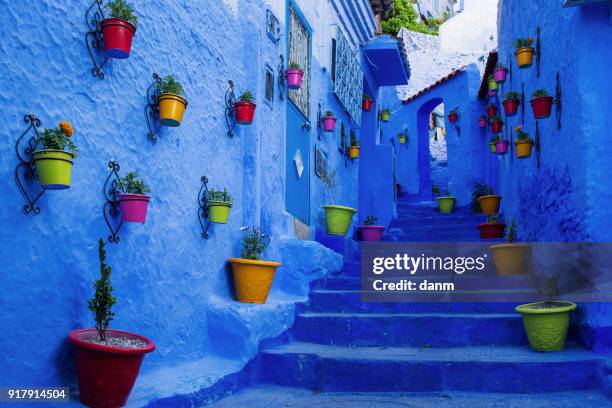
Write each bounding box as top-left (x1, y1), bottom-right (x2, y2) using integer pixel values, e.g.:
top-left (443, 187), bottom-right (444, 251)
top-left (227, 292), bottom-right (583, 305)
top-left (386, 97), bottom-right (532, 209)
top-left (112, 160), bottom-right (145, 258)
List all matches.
top-left (494, 67), bottom-right (507, 83)
top-left (323, 116), bottom-right (336, 132)
top-left (286, 68), bottom-right (304, 90)
top-left (491, 120), bottom-right (503, 133)
top-left (478, 118), bottom-right (487, 128)
top-left (119, 193), bottom-right (151, 223)
top-left (495, 140), bottom-right (509, 155)
top-left (359, 226), bottom-right (385, 241)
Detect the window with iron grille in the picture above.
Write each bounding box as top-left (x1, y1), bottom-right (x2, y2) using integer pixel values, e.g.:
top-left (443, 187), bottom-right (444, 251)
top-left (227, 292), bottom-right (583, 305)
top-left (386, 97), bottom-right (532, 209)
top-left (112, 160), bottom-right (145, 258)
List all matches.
top-left (333, 28), bottom-right (363, 126)
top-left (288, 4), bottom-right (310, 117)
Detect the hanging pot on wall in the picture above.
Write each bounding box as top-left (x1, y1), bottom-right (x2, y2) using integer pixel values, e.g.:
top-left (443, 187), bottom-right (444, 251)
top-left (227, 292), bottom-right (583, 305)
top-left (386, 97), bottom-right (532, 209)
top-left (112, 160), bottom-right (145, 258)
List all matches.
top-left (207, 200), bottom-right (232, 224)
top-left (380, 110), bottom-right (391, 122)
top-left (348, 146), bottom-right (360, 159)
top-left (478, 222), bottom-right (506, 239)
top-left (100, 18), bottom-right (136, 59)
top-left (486, 105), bottom-right (497, 117)
top-left (494, 66), bottom-right (508, 83)
top-left (515, 47), bottom-right (534, 68)
top-left (286, 67), bottom-right (304, 90)
top-left (322, 205), bottom-right (356, 236)
top-left (68, 328), bottom-right (155, 408)
top-left (530, 96), bottom-right (553, 119)
top-left (478, 195), bottom-right (501, 214)
top-left (159, 93), bottom-right (188, 127)
top-left (323, 116), bottom-right (336, 132)
top-left (495, 139), bottom-right (509, 155)
top-left (478, 116), bottom-right (487, 128)
top-left (515, 139), bottom-right (534, 158)
top-left (488, 89), bottom-right (498, 97)
top-left (234, 100), bottom-right (257, 125)
top-left (399, 134), bottom-right (407, 144)
top-left (362, 97), bottom-right (373, 112)
top-left (32, 149), bottom-right (75, 190)
top-left (448, 112), bottom-right (458, 123)
top-left (503, 98), bottom-right (519, 117)
top-left (516, 302), bottom-right (577, 351)
top-left (228, 258), bottom-right (281, 304)
top-left (491, 119), bottom-right (503, 133)
top-left (489, 142), bottom-right (497, 153)
top-left (118, 193), bottom-right (151, 223)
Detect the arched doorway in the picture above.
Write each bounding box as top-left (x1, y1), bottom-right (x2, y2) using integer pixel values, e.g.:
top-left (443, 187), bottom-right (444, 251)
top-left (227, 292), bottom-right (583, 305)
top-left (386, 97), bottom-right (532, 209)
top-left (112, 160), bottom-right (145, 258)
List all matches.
top-left (416, 97), bottom-right (447, 198)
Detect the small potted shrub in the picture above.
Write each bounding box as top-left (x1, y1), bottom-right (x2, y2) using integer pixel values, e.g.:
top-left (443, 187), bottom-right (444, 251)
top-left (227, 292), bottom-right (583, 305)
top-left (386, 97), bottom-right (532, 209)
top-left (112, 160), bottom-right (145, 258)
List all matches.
top-left (100, 0), bottom-right (138, 59)
top-left (286, 61), bottom-right (304, 90)
top-left (493, 63), bottom-right (508, 83)
top-left (398, 133), bottom-right (408, 144)
top-left (478, 115), bottom-right (487, 128)
top-left (235, 90), bottom-right (256, 125)
top-left (323, 110), bottom-right (336, 132)
top-left (478, 214), bottom-right (506, 239)
top-left (495, 137), bottom-right (509, 155)
top-left (514, 37), bottom-right (535, 68)
top-left (207, 188), bottom-right (232, 224)
top-left (380, 108), bottom-right (391, 122)
top-left (516, 274), bottom-right (577, 352)
top-left (435, 189), bottom-right (456, 214)
top-left (358, 216), bottom-right (385, 241)
top-left (229, 226), bottom-right (281, 304)
top-left (490, 219), bottom-right (531, 276)
top-left (530, 89), bottom-right (553, 119)
top-left (486, 104), bottom-right (497, 118)
top-left (157, 75), bottom-right (188, 127)
top-left (69, 239), bottom-right (155, 408)
top-left (514, 125), bottom-right (534, 158)
top-left (489, 135), bottom-right (500, 153)
top-left (447, 108), bottom-right (459, 123)
top-left (490, 116), bottom-right (503, 133)
top-left (362, 95), bottom-right (373, 112)
top-left (321, 169), bottom-right (355, 236)
top-left (471, 183), bottom-right (501, 214)
top-left (118, 172), bottom-right (151, 223)
top-left (348, 133), bottom-right (360, 159)
top-left (503, 91), bottom-right (520, 117)
top-left (33, 121), bottom-right (77, 190)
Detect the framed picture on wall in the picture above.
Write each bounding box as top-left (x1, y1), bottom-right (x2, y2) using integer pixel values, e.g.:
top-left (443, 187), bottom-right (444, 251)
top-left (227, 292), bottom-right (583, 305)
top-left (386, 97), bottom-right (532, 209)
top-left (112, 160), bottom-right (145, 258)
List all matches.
top-left (315, 145), bottom-right (327, 180)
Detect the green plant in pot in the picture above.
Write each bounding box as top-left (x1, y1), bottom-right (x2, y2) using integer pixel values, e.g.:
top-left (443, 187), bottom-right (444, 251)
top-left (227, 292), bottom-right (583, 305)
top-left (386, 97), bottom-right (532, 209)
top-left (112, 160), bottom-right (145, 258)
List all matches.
top-left (68, 239), bottom-right (155, 407)
top-left (435, 188), bottom-right (455, 214)
top-left (489, 218), bottom-right (531, 276)
top-left (157, 75), bottom-right (188, 127)
top-left (321, 168), bottom-right (355, 236)
top-left (380, 108), bottom-right (391, 122)
top-left (33, 120), bottom-right (78, 189)
top-left (207, 188), bottom-right (232, 224)
top-left (489, 135), bottom-right (501, 153)
top-left (517, 273), bottom-right (576, 352)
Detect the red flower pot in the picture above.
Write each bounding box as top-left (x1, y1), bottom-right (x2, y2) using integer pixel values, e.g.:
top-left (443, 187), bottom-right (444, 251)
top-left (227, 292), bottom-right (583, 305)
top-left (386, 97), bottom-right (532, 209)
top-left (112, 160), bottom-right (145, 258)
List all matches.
top-left (495, 139), bottom-right (509, 155)
top-left (323, 116), bottom-right (336, 132)
top-left (119, 193), bottom-right (150, 223)
top-left (286, 68), bottom-right (304, 90)
top-left (531, 96), bottom-right (553, 119)
top-left (235, 101), bottom-right (256, 125)
top-left (100, 18), bottom-right (136, 59)
top-left (362, 98), bottom-right (373, 112)
top-left (448, 113), bottom-right (458, 123)
top-left (491, 120), bottom-right (503, 133)
top-left (359, 225), bottom-right (385, 241)
top-left (478, 118), bottom-right (487, 128)
top-left (503, 99), bottom-right (519, 117)
top-left (494, 67), bottom-right (508, 83)
top-left (478, 223), bottom-right (506, 239)
top-left (69, 329), bottom-right (155, 408)
top-left (486, 106), bottom-right (497, 117)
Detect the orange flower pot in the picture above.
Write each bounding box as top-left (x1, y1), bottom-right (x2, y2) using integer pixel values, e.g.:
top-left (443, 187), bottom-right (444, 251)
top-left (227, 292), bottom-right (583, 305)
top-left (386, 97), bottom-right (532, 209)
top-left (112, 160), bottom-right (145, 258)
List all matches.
top-left (229, 258), bottom-right (281, 304)
top-left (348, 146), bottom-right (360, 159)
top-left (478, 195), bottom-right (501, 215)
top-left (515, 47), bottom-right (534, 68)
top-left (515, 139), bottom-right (534, 158)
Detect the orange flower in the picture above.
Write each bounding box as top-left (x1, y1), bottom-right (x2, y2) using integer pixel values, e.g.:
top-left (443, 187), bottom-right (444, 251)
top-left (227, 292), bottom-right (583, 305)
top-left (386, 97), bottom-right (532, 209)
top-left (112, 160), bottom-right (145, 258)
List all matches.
top-left (59, 121), bottom-right (74, 137)
top-left (514, 125), bottom-right (523, 133)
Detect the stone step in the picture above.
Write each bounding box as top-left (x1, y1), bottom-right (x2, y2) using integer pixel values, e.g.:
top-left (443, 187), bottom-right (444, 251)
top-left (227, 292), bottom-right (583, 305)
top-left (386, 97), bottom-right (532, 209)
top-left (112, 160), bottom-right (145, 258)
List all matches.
top-left (259, 342), bottom-right (600, 393)
top-left (292, 312), bottom-right (526, 347)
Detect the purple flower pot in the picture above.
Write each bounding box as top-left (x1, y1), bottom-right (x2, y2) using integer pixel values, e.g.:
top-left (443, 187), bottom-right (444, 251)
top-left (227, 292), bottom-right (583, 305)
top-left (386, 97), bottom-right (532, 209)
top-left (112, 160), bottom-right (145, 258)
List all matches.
top-left (495, 140), bottom-right (509, 155)
top-left (119, 193), bottom-right (151, 223)
top-left (286, 68), bottom-right (304, 90)
top-left (494, 67), bottom-right (507, 83)
top-left (488, 89), bottom-right (498, 97)
top-left (323, 116), bottom-right (336, 132)
top-left (478, 118), bottom-right (487, 128)
top-left (359, 226), bottom-right (385, 241)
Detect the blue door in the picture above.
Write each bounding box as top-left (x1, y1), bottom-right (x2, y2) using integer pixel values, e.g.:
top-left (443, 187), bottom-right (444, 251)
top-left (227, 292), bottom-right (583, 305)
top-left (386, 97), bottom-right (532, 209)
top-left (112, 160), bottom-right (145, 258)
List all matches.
top-left (285, 2), bottom-right (311, 224)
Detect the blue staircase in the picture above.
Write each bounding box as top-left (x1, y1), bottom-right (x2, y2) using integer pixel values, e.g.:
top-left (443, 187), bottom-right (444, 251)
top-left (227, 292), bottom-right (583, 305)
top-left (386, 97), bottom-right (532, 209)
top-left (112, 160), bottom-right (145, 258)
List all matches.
top-left (208, 200), bottom-right (610, 406)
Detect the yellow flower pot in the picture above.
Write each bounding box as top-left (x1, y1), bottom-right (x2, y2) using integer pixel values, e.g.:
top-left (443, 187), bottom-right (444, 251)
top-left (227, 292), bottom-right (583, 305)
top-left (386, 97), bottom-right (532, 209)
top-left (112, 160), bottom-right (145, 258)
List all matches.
top-left (159, 93), bottom-right (188, 127)
top-left (515, 47), bottom-right (534, 68)
top-left (32, 149), bottom-right (75, 190)
top-left (348, 146), bottom-right (360, 159)
top-left (229, 258), bottom-right (281, 304)
top-left (478, 194), bottom-right (501, 214)
top-left (489, 243), bottom-right (531, 275)
top-left (399, 135), bottom-right (407, 144)
top-left (515, 139), bottom-right (534, 158)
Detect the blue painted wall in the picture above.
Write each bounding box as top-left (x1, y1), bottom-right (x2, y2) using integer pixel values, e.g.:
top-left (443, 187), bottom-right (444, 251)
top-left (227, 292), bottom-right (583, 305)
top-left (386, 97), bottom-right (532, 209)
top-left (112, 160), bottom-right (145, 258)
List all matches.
top-left (0, 0), bottom-right (374, 400)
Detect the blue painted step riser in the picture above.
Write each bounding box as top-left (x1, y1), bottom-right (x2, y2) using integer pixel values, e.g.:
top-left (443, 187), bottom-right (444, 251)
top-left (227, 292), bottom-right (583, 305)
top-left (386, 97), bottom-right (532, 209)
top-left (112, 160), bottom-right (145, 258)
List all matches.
top-left (292, 314), bottom-right (527, 347)
top-left (259, 354), bottom-right (599, 393)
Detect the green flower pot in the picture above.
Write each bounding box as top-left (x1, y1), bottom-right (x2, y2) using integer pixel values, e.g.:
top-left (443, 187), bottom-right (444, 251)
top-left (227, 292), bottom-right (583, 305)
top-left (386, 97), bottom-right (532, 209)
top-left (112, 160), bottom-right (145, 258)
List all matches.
top-left (32, 149), bottom-right (75, 190)
top-left (516, 301), bottom-right (577, 352)
top-left (323, 205), bottom-right (356, 236)
top-left (399, 135), bottom-right (407, 144)
top-left (436, 196), bottom-right (456, 213)
top-left (488, 80), bottom-right (499, 90)
top-left (380, 112), bottom-right (390, 122)
top-left (207, 201), bottom-right (232, 224)
top-left (489, 143), bottom-right (497, 153)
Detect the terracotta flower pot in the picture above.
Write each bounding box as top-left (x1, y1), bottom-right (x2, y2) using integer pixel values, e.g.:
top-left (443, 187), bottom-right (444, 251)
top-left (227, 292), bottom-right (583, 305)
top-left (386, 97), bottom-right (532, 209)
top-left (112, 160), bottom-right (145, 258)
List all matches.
top-left (495, 139), bottom-right (509, 155)
top-left (68, 328), bottom-right (155, 408)
top-left (478, 195), bottom-right (501, 214)
top-left (503, 99), bottom-right (519, 117)
top-left (323, 116), bottom-right (336, 132)
top-left (494, 66), bottom-right (507, 83)
top-left (490, 243), bottom-right (531, 276)
top-left (100, 18), bottom-right (136, 59)
top-left (515, 139), bottom-right (534, 158)
top-left (159, 93), bottom-right (188, 127)
top-left (362, 98), bottom-right (373, 112)
top-left (229, 258), bottom-right (281, 304)
top-left (479, 118), bottom-right (487, 128)
top-left (478, 222), bottom-right (506, 239)
top-left (515, 47), bottom-right (534, 68)
top-left (358, 225), bottom-right (385, 241)
top-left (235, 101), bottom-right (256, 125)
top-left (531, 96), bottom-right (553, 119)
top-left (448, 112), bottom-right (458, 123)
top-left (491, 120), bottom-right (503, 133)
top-left (119, 193), bottom-right (150, 223)
top-left (486, 106), bottom-right (497, 117)
top-left (286, 68), bottom-right (304, 90)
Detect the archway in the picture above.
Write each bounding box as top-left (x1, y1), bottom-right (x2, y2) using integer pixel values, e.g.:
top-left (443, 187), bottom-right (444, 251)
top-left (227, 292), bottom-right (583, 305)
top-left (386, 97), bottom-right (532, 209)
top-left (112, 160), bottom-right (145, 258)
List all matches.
top-left (416, 97), bottom-right (446, 198)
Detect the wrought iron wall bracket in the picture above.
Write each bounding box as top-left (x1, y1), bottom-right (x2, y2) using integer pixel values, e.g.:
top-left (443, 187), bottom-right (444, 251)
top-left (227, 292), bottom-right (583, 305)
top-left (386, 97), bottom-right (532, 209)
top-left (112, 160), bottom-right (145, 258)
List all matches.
top-left (553, 72), bottom-right (562, 130)
top-left (535, 121), bottom-right (541, 168)
top-left (225, 80), bottom-right (237, 138)
top-left (535, 28), bottom-right (542, 78)
top-left (15, 114), bottom-right (46, 215)
top-left (85, 0), bottom-right (109, 80)
top-left (316, 103), bottom-right (323, 140)
top-left (102, 160), bottom-right (124, 243)
top-left (277, 55), bottom-right (287, 100)
top-left (145, 73), bottom-right (164, 144)
top-left (521, 82), bottom-right (526, 125)
top-left (198, 176), bottom-right (211, 239)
